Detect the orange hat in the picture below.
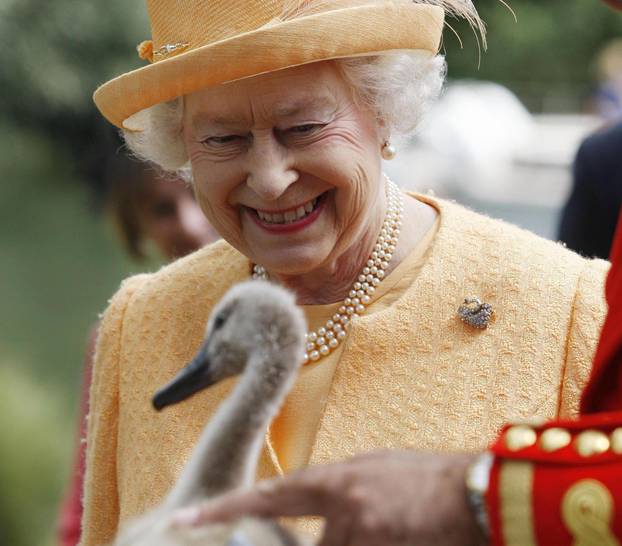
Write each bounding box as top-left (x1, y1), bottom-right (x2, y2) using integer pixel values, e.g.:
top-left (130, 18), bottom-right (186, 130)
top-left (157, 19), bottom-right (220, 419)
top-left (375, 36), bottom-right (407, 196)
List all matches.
top-left (93, 1), bottom-right (446, 130)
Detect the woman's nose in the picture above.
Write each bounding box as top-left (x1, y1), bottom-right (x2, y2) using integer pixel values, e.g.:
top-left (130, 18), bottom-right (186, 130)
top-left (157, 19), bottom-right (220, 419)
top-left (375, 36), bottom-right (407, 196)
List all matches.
top-left (246, 133), bottom-right (298, 201)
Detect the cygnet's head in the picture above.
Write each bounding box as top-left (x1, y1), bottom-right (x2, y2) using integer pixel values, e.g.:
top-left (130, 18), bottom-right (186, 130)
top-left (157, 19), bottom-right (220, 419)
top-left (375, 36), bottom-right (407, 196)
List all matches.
top-left (153, 280), bottom-right (306, 410)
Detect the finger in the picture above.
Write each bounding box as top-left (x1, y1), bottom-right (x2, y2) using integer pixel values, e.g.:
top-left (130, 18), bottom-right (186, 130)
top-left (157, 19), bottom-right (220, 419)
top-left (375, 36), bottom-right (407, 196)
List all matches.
top-left (319, 515), bottom-right (353, 546)
top-left (172, 467), bottom-right (333, 526)
top-left (170, 485), bottom-right (313, 528)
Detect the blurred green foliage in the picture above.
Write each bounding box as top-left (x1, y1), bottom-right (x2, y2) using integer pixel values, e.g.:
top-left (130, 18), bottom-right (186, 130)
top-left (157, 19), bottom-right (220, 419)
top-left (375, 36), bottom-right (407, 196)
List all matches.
top-left (0, 362), bottom-right (72, 546)
top-left (0, 122), bottom-right (138, 546)
top-left (0, 0), bottom-right (146, 120)
top-left (0, 1), bottom-right (621, 545)
top-left (445, 0), bottom-right (622, 110)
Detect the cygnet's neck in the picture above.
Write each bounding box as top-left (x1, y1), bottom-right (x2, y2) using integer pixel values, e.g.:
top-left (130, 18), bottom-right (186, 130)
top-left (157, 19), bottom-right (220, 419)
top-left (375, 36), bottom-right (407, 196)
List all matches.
top-left (163, 350), bottom-right (299, 509)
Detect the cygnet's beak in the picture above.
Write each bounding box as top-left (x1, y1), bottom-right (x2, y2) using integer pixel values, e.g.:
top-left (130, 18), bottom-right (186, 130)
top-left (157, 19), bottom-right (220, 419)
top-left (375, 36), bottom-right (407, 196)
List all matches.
top-left (152, 343), bottom-right (215, 411)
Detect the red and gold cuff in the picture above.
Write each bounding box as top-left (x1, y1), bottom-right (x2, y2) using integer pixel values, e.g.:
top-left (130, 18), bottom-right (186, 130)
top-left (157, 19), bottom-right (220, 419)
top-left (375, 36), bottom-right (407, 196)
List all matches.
top-left (486, 412), bottom-right (622, 546)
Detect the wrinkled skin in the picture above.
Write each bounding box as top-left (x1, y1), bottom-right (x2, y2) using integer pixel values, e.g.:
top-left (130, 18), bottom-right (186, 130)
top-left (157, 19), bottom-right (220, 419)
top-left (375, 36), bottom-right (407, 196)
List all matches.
top-left (183, 61), bottom-right (437, 304)
top-left (172, 450), bottom-right (485, 546)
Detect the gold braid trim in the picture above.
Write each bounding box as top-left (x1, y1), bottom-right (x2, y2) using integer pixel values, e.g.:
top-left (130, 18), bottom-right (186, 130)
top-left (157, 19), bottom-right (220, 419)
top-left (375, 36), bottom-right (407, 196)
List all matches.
top-left (499, 461), bottom-right (537, 546)
top-left (562, 479), bottom-right (620, 546)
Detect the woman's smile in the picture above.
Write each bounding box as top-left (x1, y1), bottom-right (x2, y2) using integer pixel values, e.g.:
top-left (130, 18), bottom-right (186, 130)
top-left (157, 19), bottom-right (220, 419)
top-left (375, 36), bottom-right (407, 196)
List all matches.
top-left (246, 192), bottom-right (327, 234)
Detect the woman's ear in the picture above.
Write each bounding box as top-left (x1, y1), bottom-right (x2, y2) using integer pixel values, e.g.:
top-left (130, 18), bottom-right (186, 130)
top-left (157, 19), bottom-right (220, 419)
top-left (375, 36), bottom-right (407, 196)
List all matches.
top-left (376, 118), bottom-right (391, 146)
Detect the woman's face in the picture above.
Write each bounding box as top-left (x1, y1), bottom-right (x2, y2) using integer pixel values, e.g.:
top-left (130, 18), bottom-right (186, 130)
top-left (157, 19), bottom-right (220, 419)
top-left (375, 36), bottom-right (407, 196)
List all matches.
top-left (138, 177), bottom-right (218, 259)
top-left (183, 61), bottom-right (385, 276)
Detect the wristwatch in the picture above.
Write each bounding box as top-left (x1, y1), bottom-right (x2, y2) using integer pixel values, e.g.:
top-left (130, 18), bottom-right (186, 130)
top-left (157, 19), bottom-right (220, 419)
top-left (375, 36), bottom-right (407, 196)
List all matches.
top-left (465, 451), bottom-right (494, 537)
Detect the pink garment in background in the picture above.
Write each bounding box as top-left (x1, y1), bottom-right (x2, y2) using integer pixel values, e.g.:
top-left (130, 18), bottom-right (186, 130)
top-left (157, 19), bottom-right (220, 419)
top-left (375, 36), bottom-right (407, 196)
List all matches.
top-left (57, 326), bottom-right (97, 546)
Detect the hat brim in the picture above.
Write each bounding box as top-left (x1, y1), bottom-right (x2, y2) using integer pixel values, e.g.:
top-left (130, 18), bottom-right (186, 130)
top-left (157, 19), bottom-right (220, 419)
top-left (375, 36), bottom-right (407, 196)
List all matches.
top-left (94, 3), bottom-right (444, 129)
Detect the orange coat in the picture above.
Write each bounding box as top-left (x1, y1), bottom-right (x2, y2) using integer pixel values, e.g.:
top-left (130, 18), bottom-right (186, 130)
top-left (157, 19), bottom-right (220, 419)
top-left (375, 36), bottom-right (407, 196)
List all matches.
top-left (80, 197), bottom-right (608, 546)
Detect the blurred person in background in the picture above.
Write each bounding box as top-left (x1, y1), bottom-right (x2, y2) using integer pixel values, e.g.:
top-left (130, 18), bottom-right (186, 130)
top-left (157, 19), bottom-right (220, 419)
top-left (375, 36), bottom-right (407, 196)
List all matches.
top-left (57, 150), bottom-right (218, 546)
top-left (559, 120), bottom-right (622, 260)
top-left (104, 153), bottom-right (218, 261)
top-left (589, 38), bottom-right (622, 121)
top-left (560, 8), bottom-right (622, 260)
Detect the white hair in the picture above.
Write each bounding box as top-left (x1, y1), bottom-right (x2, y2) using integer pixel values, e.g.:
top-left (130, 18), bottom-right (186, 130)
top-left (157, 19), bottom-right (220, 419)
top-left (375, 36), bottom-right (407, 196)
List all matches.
top-left (122, 51), bottom-right (447, 173)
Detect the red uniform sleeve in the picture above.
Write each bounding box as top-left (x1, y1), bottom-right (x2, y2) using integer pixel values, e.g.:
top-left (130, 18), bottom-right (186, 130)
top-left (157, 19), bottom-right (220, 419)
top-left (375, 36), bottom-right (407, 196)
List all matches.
top-left (487, 414), bottom-right (622, 546)
top-left (581, 211), bottom-right (622, 414)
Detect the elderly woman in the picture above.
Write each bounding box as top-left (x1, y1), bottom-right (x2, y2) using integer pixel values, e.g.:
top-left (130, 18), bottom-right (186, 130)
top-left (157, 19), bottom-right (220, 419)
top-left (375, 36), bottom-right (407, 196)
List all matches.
top-left (81, 1), bottom-right (608, 544)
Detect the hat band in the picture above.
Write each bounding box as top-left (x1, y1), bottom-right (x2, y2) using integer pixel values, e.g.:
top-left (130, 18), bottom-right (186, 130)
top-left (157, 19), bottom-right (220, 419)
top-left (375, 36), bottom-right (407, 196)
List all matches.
top-left (143, 1), bottom-right (403, 64)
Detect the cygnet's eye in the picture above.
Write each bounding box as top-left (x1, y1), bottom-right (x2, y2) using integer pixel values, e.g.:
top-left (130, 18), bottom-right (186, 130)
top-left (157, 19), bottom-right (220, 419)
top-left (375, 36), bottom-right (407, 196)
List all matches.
top-left (212, 312), bottom-right (228, 331)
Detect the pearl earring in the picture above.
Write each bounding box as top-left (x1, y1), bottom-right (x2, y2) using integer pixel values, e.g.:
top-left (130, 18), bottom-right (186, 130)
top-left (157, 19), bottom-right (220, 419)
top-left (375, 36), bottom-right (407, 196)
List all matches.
top-left (381, 140), bottom-right (397, 160)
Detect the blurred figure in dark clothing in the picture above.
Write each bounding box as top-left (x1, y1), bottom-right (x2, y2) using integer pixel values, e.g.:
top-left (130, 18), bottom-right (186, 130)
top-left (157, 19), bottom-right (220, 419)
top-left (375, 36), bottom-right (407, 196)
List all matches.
top-left (559, 121), bottom-right (622, 259)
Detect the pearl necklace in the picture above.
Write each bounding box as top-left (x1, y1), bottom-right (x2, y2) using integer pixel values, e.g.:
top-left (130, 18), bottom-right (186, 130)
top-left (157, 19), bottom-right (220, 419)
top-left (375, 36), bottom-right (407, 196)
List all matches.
top-left (252, 178), bottom-right (404, 364)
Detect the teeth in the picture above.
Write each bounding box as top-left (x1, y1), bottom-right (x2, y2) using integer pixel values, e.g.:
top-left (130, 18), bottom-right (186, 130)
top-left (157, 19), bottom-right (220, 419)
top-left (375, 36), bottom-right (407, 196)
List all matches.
top-left (256, 196), bottom-right (320, 224)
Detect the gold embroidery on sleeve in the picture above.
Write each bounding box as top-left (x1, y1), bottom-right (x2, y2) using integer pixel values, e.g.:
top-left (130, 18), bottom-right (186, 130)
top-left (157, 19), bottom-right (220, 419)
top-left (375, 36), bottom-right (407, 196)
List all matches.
top-left (499, 461), bottom-right (537, 546)
top-left (562, 479), bottom-right (620, 546)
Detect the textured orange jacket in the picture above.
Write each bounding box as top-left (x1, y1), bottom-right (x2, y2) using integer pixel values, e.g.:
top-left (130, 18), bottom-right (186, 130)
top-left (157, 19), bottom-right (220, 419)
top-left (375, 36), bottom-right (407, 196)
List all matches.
top-left (80, 196), bottom-right (608, 546)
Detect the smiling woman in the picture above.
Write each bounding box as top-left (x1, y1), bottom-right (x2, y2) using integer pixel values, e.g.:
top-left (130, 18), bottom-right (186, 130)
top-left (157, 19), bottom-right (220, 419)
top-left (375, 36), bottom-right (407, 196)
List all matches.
top-left (183, 62), bottom-right (408, 296)
top-left (81, 2), bottom-right (610, 546)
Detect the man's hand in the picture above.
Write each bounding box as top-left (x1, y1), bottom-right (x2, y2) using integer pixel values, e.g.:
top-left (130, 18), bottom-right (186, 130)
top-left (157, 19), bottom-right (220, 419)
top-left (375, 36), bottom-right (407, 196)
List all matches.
top-left (172, 450), bottom-right (485, 546)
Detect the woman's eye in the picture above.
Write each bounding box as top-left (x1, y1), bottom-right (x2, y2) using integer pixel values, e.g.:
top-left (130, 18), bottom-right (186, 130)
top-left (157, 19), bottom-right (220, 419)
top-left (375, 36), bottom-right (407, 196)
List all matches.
top-left (288, 123), bottom-right (323, 134)
top-left (203, 135), bottom-right (241, 145)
